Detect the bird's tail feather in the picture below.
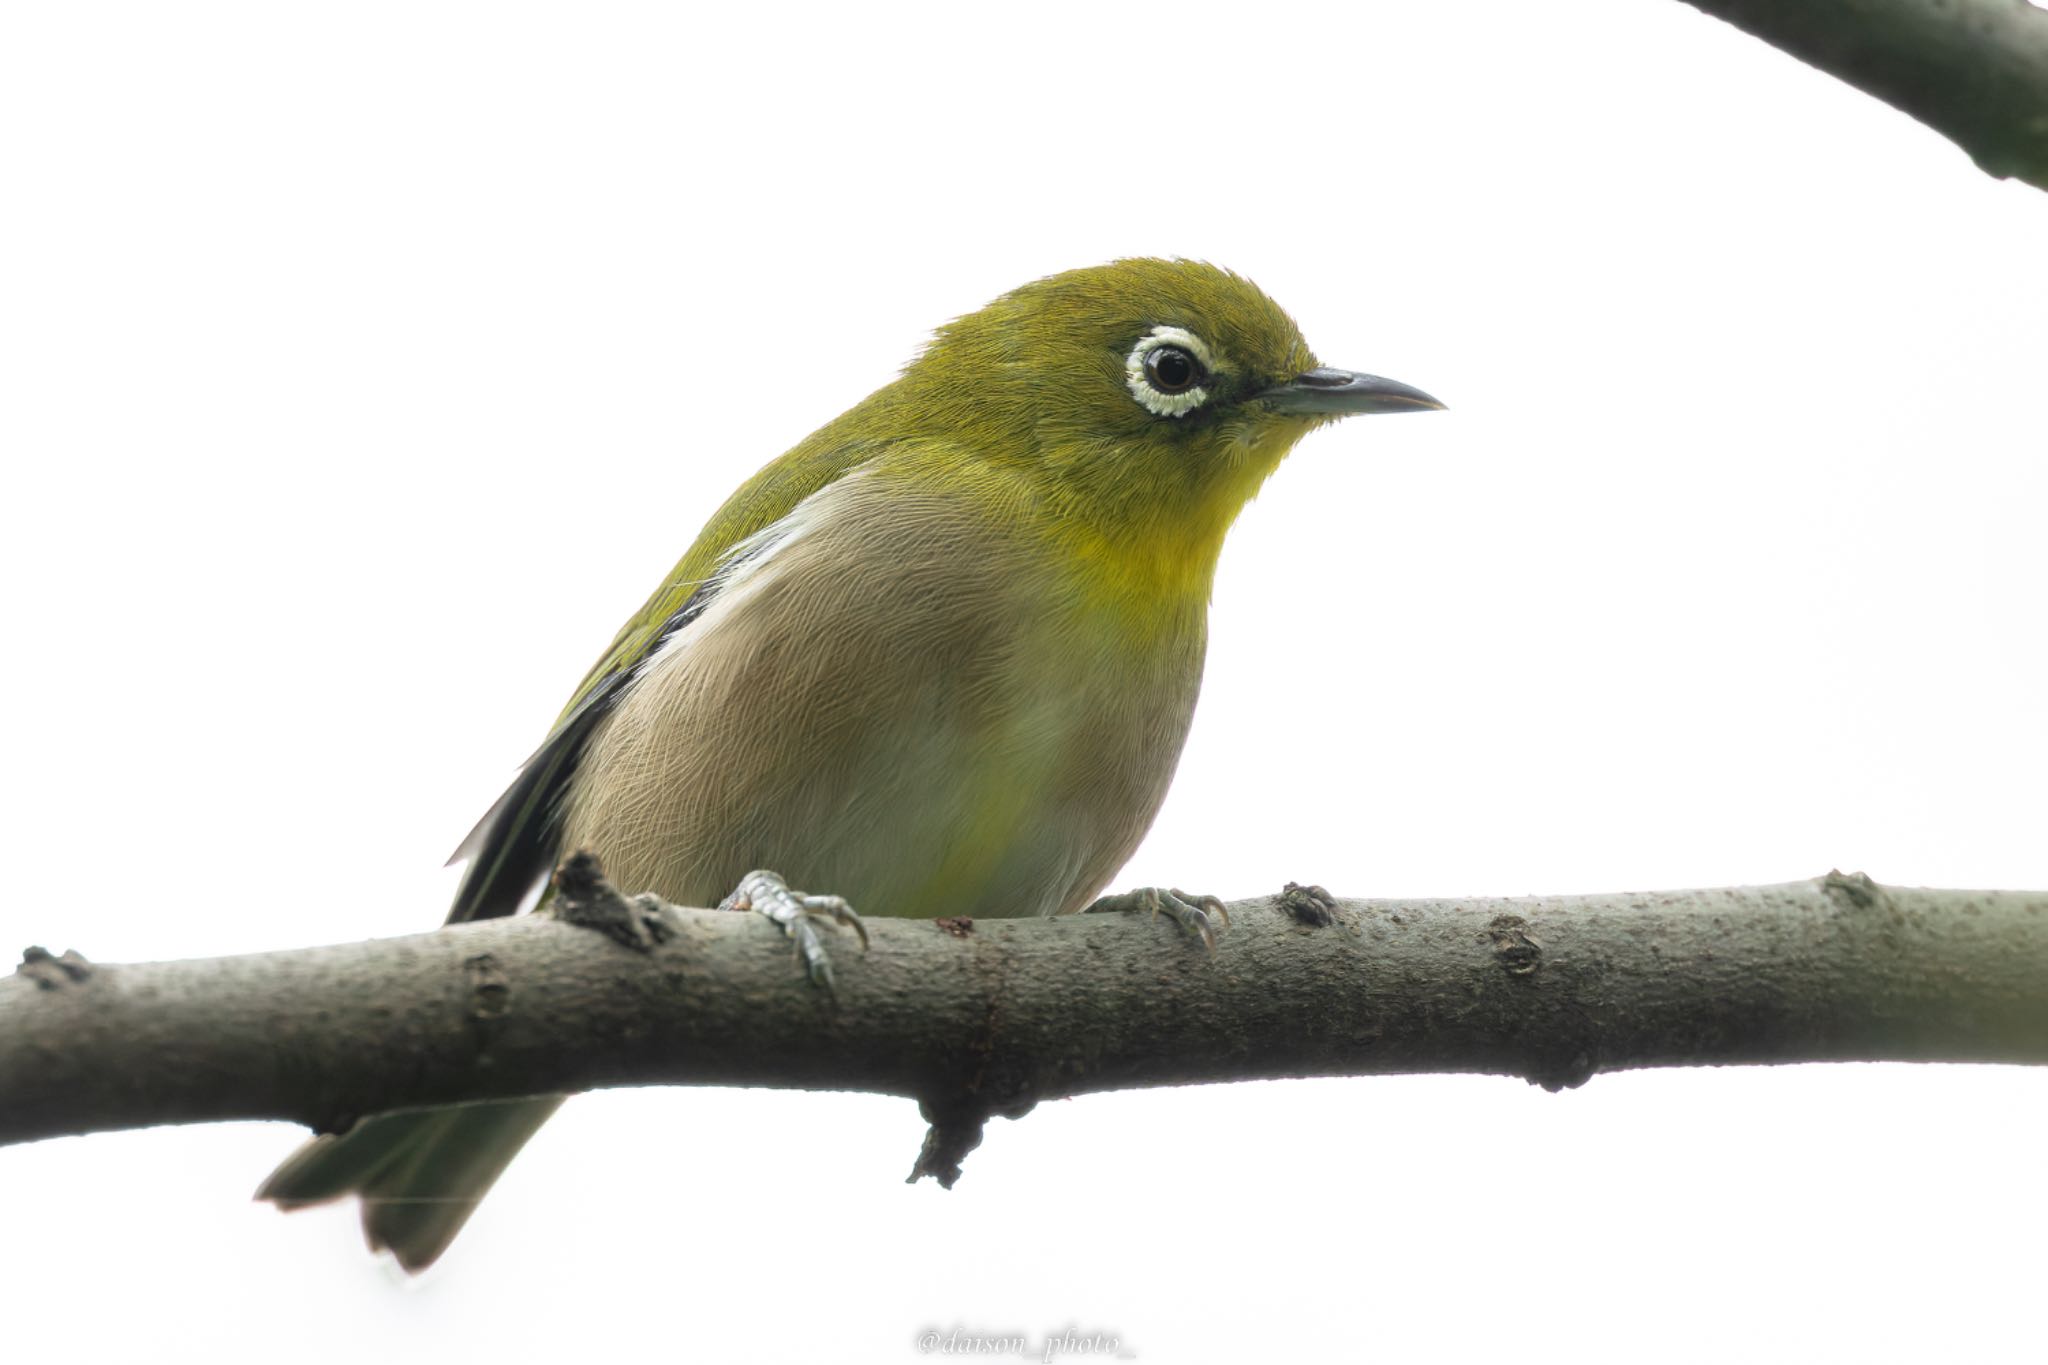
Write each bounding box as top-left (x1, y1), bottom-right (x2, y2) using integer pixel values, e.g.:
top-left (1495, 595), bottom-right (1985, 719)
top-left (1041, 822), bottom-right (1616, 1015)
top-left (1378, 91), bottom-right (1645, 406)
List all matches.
top-left (256, 1095), bottom-right (564, 1272)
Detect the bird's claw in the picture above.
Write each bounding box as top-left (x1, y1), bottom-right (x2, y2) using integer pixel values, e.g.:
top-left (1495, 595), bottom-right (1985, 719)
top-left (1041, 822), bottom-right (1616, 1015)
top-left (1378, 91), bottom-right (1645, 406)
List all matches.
top-left (720, 869), bottom-right (868, 989)
top-left (1087, 885), bottom-right (1229, 950)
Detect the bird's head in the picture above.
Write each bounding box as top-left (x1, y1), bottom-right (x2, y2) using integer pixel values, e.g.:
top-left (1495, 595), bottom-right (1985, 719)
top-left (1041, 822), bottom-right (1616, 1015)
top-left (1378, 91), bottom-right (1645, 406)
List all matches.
top-left (893, 258), bottom-right (1441, 556)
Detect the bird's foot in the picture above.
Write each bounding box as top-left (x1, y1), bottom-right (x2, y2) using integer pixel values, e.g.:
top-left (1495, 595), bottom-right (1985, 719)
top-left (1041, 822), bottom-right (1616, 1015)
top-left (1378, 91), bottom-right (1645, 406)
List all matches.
top-left (551, 851), bottom-right (680, 952)
top-left (720, 869), bottom-right (868, 989)
top-left (1086, 886), bottom-right (1229, 950)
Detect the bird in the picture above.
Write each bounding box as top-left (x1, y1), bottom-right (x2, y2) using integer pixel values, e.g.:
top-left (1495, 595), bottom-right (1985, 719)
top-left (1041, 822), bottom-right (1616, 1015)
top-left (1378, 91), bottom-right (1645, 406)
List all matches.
top-left (256, 258), bottom-right (1443, 1270)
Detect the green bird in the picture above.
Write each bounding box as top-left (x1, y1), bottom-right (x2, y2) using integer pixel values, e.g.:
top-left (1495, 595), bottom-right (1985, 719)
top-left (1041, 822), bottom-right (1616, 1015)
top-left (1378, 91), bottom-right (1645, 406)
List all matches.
top-left (257, 258), bottom-right (1442, 1270)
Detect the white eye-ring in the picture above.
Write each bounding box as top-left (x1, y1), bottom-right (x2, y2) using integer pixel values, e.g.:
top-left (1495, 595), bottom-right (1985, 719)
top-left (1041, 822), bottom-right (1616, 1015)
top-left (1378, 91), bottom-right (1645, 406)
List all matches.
top-left (1125, 325), bottom-right (1215, 419)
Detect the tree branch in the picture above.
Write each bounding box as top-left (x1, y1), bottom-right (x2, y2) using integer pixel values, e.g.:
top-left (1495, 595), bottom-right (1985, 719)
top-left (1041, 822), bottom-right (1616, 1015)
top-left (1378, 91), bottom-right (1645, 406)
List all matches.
top-left (6, 870), bottom-right (2045, 1184)
top-left (1677, 0), bottom-right (2048, 192)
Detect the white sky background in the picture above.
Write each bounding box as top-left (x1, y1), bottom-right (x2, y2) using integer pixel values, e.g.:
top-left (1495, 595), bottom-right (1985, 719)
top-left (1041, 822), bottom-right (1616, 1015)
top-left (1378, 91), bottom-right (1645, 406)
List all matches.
top-left (3, 2), bottom-right (2044, 1361)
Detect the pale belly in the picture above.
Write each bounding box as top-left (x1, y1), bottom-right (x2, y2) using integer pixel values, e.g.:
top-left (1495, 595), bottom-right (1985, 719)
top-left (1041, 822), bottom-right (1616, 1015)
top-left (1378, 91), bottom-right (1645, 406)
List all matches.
top-left (559, 486), bottom-right (1207, 920)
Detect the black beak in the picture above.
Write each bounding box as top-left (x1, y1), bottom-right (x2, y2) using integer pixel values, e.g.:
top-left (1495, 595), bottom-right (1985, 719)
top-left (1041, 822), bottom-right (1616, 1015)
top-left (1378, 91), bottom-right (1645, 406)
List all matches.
top-left (1254, 367), bottom-right (1445, 416)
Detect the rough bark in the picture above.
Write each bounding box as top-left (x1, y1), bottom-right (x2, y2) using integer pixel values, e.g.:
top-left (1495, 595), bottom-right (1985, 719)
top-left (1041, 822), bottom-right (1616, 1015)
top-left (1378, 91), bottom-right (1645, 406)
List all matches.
top-left (1678, 0), bottom-right (2048, 192)
top-left (5, 870), bottom-right (2045, 1184)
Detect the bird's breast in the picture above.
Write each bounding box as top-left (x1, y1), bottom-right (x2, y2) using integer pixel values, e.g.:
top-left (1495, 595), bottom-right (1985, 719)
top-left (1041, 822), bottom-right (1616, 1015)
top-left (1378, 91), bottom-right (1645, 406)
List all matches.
top-left (560, 464), bottom-right (1209, 921)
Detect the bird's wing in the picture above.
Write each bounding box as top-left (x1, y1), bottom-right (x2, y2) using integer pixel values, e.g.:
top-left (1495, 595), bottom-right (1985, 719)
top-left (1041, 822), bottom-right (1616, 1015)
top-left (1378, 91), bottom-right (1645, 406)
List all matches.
top-left (442, 436), bottom-right (887, 923)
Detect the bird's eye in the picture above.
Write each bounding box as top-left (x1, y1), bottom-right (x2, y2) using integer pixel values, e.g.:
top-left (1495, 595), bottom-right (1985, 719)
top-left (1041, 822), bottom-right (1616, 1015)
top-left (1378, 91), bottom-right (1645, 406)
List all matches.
top-left (1125, 325), bottom-right (1217, 419)
top-left (1144, 346), bottom-right (1202, 394)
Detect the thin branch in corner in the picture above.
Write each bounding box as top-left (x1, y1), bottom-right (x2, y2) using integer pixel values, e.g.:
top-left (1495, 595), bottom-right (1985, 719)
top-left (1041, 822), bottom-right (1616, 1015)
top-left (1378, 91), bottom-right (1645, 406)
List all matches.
top-left (1678, 0), bottom-right (2048, 192)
